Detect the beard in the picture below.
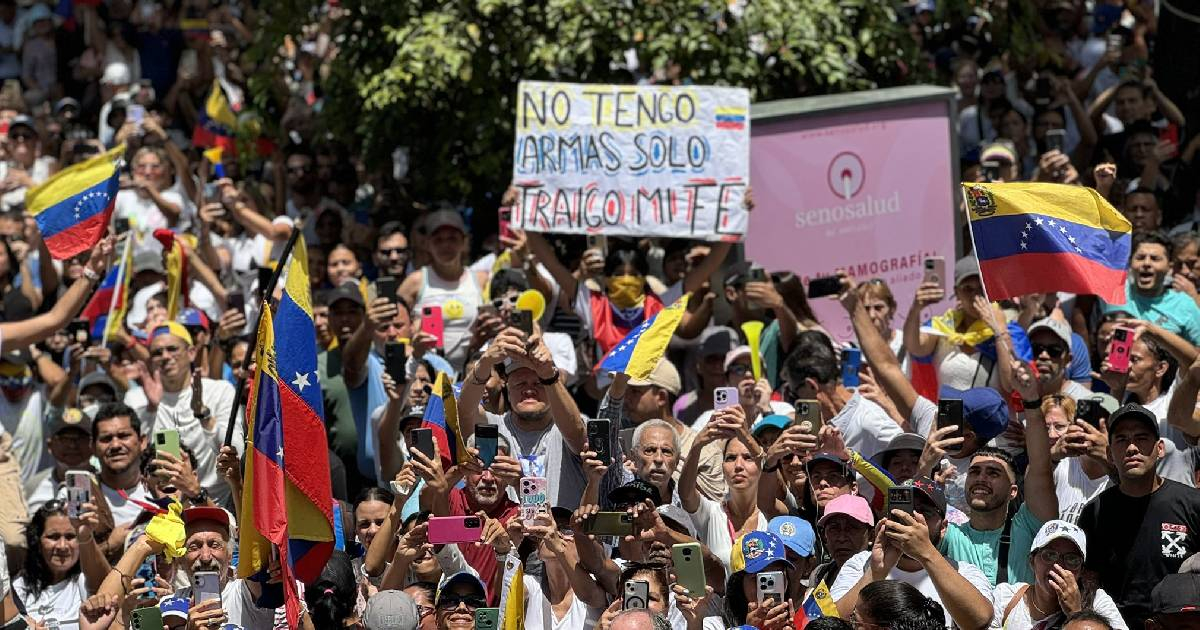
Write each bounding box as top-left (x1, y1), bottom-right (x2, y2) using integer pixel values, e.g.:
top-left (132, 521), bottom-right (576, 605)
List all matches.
top-left (513, 404), bottom-right (549, 424)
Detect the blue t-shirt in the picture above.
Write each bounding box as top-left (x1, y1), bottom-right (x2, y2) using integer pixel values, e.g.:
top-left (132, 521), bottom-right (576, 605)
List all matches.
top-left (1105, 284), bottom-right (1200, 345)
top-left (348, 352), bottom-right (388, 480)
top-left (1068, 332), bottom-right (1092, 384)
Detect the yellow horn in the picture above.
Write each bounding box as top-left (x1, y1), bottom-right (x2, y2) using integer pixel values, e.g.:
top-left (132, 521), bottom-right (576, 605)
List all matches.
top-left (741, 320), bottom-right (764, 381)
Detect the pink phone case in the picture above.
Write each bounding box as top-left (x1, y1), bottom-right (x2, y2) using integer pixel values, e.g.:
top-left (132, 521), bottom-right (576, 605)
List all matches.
top-left (427, 515), bottom-right (484, 545)
top-left (714, 386), bottom-right (739, 411)
top-left (1107, 326), bottom-right (1134, 373)
top-left (519, 476), bottom-right (549, 521)
top-left (421, 305), bottom-right (445, 348)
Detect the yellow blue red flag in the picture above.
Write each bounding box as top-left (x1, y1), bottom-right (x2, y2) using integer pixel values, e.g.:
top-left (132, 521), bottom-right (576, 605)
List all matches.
top-left (597, 295), bottom-right (689, 378)
top-left (26, 145), bottom-right (123, 259)
top-left (964, 182), bottom-right (1132, 304)
top-left (193, 79), bottom-right (237, 152)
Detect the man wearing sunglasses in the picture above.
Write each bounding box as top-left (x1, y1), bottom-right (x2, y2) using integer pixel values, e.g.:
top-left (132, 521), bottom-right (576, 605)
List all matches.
top-left (373, 220), bottom-right (411, 278)
top-left (1022, 317), bottom-right (1092, 401)
top-left (434, 572), bottom-right (488, 629)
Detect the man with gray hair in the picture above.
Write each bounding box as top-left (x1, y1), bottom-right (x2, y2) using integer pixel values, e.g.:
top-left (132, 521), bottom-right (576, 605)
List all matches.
top-left (610, 608), bottom-right (672, 630)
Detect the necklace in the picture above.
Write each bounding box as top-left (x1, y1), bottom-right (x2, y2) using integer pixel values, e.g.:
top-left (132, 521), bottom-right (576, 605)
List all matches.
top-left (1026, 589), bottom-right (1053, 619)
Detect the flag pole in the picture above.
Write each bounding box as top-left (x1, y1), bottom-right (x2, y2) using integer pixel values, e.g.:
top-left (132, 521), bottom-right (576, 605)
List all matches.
top-left (101, 232), bottom-right (134, 350)
top-left (224, 226), bottom-right (303, 447)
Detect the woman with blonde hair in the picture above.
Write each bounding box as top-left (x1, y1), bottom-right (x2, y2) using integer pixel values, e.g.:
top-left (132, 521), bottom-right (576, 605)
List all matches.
top-left (113, 145), bottom-right (186, 231)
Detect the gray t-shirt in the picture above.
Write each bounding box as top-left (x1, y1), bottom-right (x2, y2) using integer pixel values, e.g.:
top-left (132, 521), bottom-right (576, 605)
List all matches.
top-left (487, 411), bottom-right (588, 511)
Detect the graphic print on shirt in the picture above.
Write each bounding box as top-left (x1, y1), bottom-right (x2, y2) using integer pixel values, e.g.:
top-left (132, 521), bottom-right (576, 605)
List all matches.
top-left (1162, 522), bottom-right (1189, 559)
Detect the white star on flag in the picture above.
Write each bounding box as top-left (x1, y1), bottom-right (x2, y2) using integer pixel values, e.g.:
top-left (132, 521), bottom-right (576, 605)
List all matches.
top-left (292, 371), bottom-right (311, 392)
top-left (1068, 236), bottom-right (1077, 244)
top-left (1048, 220), bottom-right (1056, 227)
top-left (1059, 226), bottom-right (1067, 234)
top-left (1035, 218), bottom-right (1044, 225)
top-left (1020, 242), bottom-right (1028, 250)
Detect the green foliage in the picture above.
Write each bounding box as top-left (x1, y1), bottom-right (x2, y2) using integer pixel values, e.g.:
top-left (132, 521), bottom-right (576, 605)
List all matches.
top-left (252, 0), bottom-right (921, 206)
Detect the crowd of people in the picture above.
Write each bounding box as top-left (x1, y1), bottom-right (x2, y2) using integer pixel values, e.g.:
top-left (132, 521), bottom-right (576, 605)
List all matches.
top-left (0, 0), bottom-right (1194, 629)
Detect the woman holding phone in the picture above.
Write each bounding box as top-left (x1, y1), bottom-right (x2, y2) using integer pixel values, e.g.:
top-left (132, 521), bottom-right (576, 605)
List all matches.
top-left (13, 502), bottom-right (110, 627)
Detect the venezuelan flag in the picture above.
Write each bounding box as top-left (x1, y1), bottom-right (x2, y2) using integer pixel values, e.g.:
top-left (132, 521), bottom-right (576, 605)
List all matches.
top-left (964, 182), bottom-right (1132, 304)
top-left (192, 80), bottom-right (237, 153)
top-left (81, 239), bottom-right (134, 341)
top-left (152, 229), bottom-right (188, 320)
top-left (239, 305), bottom-right (287, 579)
top-left (597, 295), bottom-right (689, 378)
top-left (26, 145), bottom-right (123, 260)
top-left (793, 580), bottom-right (840, 627)
top-left (422, 371), bottom-right (471, 471)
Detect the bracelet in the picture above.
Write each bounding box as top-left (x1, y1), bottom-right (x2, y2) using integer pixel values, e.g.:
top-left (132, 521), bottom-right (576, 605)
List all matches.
top-left (82, 267), bottom-right (101, 282)
top-left (538, 367), bottom-right (560, 386)
top-left (763, 460), bottom-right (781, 473)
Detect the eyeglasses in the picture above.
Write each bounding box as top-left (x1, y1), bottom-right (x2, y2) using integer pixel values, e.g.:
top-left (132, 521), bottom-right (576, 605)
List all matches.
top-left (1031, 343), bottom-right (1067, 359)
top-left (150, 345), bottom-right (186, 358)
top-left (726, 363), bottom-right (752, 378)
top-left (436, 593), bottom-right (486, 610)
top-left (1038, 549), bottom-right (1084, 569)
top-left (491, 294), bottom-right (519, 310)
top-left (378, 247), bottom-right (409, 258)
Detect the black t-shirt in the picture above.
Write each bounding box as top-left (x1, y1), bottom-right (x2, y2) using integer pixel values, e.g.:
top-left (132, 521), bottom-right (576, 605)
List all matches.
top-left (1078, 479), bottom-right (1200, 627)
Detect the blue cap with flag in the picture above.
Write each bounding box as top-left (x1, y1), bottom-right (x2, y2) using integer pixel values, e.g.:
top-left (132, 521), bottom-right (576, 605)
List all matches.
top-left (939, 385), bottom-right (1010, 441)
top-left (733, 531), bottom-right (793, 574)
top-left (769, 515), bottom-right (815, 558)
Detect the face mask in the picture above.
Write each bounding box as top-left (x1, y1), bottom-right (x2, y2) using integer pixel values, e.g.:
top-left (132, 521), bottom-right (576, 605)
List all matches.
top-left (82, 403), bottom-right (101, 420)
top-left (606, 275), bottom-right (645, 309)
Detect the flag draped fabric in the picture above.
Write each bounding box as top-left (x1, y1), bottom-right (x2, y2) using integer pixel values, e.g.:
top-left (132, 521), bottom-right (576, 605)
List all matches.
top-left (964, 182), bottom-right (1132, 304)
top-left (500, 562), bottom-right (525, 630)
top-left (597, 295), bottom-right (690, 377)
top-left (238, 235), bottom-right (333, 627)
top-left (152, 229), bottom-right (188, 320)
top-left (794, 580), bottom-right (839, 627)
top-left (81, 237), bottom-right (134, 340)
top-left (26, 145), bottom-right (123, 259)
top-left (192, 79), bottom-right (237, 152)
top-left (421, 371), bottom-right (470, 471)
top-left (909, 310), bottom-right (1032, 402)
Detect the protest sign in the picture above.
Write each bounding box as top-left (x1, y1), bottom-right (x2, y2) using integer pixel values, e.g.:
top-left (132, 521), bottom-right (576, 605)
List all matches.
top-left (511, 81), bottom-right (750, 241)
top-left (746, 86), bottom-right (959, 342)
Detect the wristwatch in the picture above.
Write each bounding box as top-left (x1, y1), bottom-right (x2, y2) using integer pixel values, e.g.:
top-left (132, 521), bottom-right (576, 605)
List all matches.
top-left (186, 488), bottom-right (210, 505)
top-left (1021, 397), bottom-right (1042, 410)
top-left (538, 367), bottom-right (560, 386)
top-left (194, 407), bottom-right (212, 422)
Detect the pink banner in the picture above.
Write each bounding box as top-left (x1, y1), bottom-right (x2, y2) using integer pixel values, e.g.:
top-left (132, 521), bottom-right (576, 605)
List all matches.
top-left (747, 99), bottom-right (957, 342)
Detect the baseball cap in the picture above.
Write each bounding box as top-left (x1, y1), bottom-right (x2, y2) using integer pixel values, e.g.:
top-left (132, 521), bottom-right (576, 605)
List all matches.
top-left (608, 479), bottom-right (660, 507)
top-left (424, 209), bottom-right (467, 236)
top-left (723, 346), bottom-right (752, 372)
top-left (626, 358), bottom-right (682, 395)
top-left (980, 141), bottom-right (1018, 165)
top-left (954, 255), bottom-right (981, 286)
top-left (177, 307), bottom-right (211, 332)
top-left (656, 504), bottom-right (696, 539)
top-left (1028, 317), bottom-right (1072, 348)
top-left (768, 516), bottom-right (815, 558)
top-left (915, 0), bottom-right (936, 12)
top-left (872, 432), bottom-right (927, 467)
top-left (53, 97), bottom-right (80, 116)
top-left (906, 476), bottom-right (948, 516)
top-left (159, 595), bottom-right (189, 620)
top-left (133, 249), bottom-right (165, 275)
top-left (0, 347), bottom-right (30, 366)
top-left (817, 494), bottom-right (874, 528)
top-left (698, 327), bottom-right (737, 358)
top-left (400, 404), bottom-right (426, 421)
top-left (362, 589), bottom-right (419, 630)
top-left (1151, 574), bottom-right (1200, 615)
top-left (8, 115), bottom-right (34, 133)
top-left (1108, 402), bottom-right (1159, 438)
top-left (182, 506), bottom-right (231, 531)
top-left (724, 260), bottom-right (753, 286)
top-left (152, 321), bottom-right (194, 347)
top-left (751, 415), bottom-right (791, 437)
top-left (323, 282), bottom-right (365, 309)
top-left (435, 572), bottom-right (486, 606)
top-left (939, 385), bottom-right (1010, 442)
top-left (1030, 519), bottom-right (1087, 559)
top-left (79, 370), bottom-right (121, 397)
top-left (48, 407), bottom-right (92, 437)
top-left (1089, 393), bottom-right (1120, 416)
top-left (101, 62), bottom-right (133, 86)
top-left (805, 453), bottom-right (850, 477)
top-left (732, 531), bottom-right (793, 574)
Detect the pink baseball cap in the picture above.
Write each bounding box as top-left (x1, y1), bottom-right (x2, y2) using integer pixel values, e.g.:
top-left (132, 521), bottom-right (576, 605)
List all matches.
top-left (817, 494), bottom-right (874, 528)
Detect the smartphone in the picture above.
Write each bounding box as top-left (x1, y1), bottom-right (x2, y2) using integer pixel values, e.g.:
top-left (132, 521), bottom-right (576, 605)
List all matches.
top-left (1107, 326), bottom-right (1134, 373)
top-left (806, 275), bottom-right (841, 299)
top-left (256, 267), bottom-right (272, 297)
top-left (841, 347), bottom-right (862, 388)
top-left (155, 429), bottom-right (181, 461)
top-left (128, 104), bottom-right (145, 125)
top-left (411, 428), bottom-right (435, 462)
top-left (713, 386), bottom-right (739, 410)
top-left (65, 471), bottom-right (91, 519)
top-left (923, 256), bottom-right (946, 290)
top-left (475, 425), bottom-right (498, 467)
top-left (227, 291), bottom-right (245, 314)
top-left (888, 486), bottom-right (916, 515)
top-left (1075, 398), bottom-right (1102, 428)
top-left (937, 398), bottom-right (965, 441)
top-left (794, 399), bottom-right (821, 435)
top-left (1045, 128), bottom-right (1067, 154)
top-left (194, 570), bottom-right (221, 605)
top-left (519, 476), bottom-right (549, 521)
top-left (508, 309), bottom-right (533, 337)
top-left (136, 555), bottom-right (157, 600)
top-left (1160, 125), bottom-right (1180, 159)
top-left (1034, 77), bottom-right (1052, 107)
top-left (427, 515), bottom-right (484, 545)
top-left (619, 428), bottom-right (635, 455)
top-left (586, 234), bottom-right (608, 256)
top-left (582, 512), bottom-right (635, 536)
top-left (498, 206), bottom-right (515, 242)
top-left (384, 342), bottom-right (408, 386)
top-left (623, 580), bottom-right (649, 610)
top-left (756, 570), bottom-right (786, 604)
top-left (129, 606), bottom-right (163, 630)
top-left (475, 608), bottom-right (500, 630)
top-left (421, 305), bottom-right (445, 348)
top-left (982, 160), bottom-right (1001, 182)
top-left (672, 543), bottom-right (706, 597)
top-left (114, 217), bottom-right (131, 234)
top-left (587, 419), bottom-right (611, 464)
top-left (376, 276), bottom-right (397, 302)
top-left (1107, 32), bottom-right (1123, 55)
top-left (66, 319), bottom-right (89, 344)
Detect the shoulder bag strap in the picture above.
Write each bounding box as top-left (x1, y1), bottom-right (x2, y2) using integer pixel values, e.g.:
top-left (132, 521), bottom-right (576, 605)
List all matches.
top-left (996, 514), bottom-right (1016, 585)
top-left (1003, 583), bottom-right (1031, 624)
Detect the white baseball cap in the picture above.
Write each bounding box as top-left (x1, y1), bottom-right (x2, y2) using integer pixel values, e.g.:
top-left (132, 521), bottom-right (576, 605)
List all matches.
top-left (1030, 519), bottom-right (1087, 559)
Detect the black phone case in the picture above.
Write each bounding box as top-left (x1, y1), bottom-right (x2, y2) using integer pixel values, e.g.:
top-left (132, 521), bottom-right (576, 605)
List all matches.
top-left (588, 420), bottom-right (611, 463)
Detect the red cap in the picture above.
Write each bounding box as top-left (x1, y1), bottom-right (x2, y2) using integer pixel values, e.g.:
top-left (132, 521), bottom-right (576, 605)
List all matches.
top-left (182, 506), bottom-right (230, 529)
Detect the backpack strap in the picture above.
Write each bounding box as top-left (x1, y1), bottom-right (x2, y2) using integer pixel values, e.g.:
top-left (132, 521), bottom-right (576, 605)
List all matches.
top-left (996, 513), bottom-right (1015, 584)
top-left (1003, 584), bottom-right (1031, 624)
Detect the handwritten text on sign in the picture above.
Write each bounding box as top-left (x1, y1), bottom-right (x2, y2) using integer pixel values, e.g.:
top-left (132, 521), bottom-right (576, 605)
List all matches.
top-left (511, 81), bottom-right (750, 241)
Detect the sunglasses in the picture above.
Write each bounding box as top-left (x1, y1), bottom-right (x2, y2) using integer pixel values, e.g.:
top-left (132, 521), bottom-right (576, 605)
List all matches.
top-left (491, 294), bottom-right (519, 310)
top-left (726, 363), bottom-right (752, 377)
top-left (1031, 343), bottom-right (1067, 359)
top-left (9, 133), bottom-right (35, 142)
top-left (436, 593), bottom-right (486, 610)
top-left (378, 247), bottom-right (408, 258)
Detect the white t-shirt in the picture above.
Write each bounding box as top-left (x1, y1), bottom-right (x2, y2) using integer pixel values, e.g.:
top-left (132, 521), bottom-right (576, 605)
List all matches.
top-left (100, 481), bottom-right (152, 526)
top-left (989, 582), bottom-right (1127, 629)
top-left (0, 387), bottom-right (47, 483)
top-left (1053, 457), bottom-right (1108, 522)
top-left (520, 575), bottom-right (600, 630)
top-left (13, 573), bottom-right (87, 630)
top-left (113, 188), bottom-right (190, 233)
top-left (830, 392), bottom-right (903, 461)
top-left (830, 551), bottom-right (993, 628)
top-left (176, 579), bottom-right (277, 630)
top-left (686, 495), bottom-right (768, 574)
